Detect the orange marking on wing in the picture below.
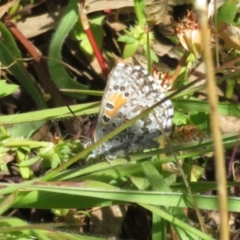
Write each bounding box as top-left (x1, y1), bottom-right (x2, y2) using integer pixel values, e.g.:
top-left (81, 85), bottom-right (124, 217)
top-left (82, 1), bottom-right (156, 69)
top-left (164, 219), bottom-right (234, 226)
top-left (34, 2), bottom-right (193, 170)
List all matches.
top-left (103, 93), bottom-right (127, 118)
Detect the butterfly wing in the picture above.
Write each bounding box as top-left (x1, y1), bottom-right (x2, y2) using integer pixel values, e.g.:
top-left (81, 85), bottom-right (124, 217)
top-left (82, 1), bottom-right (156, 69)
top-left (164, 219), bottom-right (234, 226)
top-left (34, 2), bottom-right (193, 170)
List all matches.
top-left (94, 63), bottom-right (162, 141)
top-left (94, 91), bottom-right (173, 158)
top-left (92, 63), bottom-right (174, 159)
top-left (117, 91), bottom-right (173, 149)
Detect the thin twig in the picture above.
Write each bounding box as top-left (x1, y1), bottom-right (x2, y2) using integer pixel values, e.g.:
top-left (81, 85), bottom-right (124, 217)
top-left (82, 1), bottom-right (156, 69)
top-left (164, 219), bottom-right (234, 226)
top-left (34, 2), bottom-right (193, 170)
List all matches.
top-left (79, 1), bottom-right (109, 78)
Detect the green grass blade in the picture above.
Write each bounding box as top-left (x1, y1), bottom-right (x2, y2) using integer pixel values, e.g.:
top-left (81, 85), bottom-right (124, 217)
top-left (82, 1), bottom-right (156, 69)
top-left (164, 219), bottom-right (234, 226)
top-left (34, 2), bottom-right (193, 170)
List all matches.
top-left (0, 102), bottom-right (99, 125)
top-left (173, 99), bottom-right (240, 117)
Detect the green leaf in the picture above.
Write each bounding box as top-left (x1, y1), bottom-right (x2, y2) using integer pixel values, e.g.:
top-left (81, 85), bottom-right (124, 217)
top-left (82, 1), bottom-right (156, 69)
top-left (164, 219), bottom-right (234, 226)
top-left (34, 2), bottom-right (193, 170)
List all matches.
top-left (0, 22), bottom-right (47, 109)
top-left (48, 0), bottom-right (89, 100)
top-left (118, 35), bottom-right (136, 44)
top-left (217, 2), bottom-right (237, 24)
top-left (0, 80), bottom-right (18, 98)
top-left (143, 44), bottom-right (159, 63)
top-left (189, 112), bottom-right (209, 130)
top-left (72, 21), bottom-right (86, 41)
top-left (142, 162), bottom-right (197, 239)
top-left (117, 35), bottom-right (129, 42)
top-left (6, 121), bottom-right (45, 138)
top-left (80, 38), bottom-right (93, 55)
top-left (173, 111), bottom-right (189, 125)
top-left (19, 166), bottom-right (30, 180)
top-left (89, 23), bottom-right (104, 54)
top-left (149, 48), bottom-right (159, 63)
top-left (89, 13), bottom-right (105, 25)
top-left (74, 13), bottom-right (105, 57)
top-left (123, 41), bottom-right (139, 59)
top-left (39, 145), bottom-right (55, 159)
top-left (18, 156), bottom-right (40, 167)
top-left (52, 153), bottom-right (61, 169)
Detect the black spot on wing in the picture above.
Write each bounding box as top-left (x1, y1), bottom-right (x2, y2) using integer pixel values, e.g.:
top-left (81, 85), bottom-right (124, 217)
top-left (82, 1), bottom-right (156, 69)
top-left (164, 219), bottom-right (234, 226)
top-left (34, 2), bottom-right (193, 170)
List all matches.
top-left (103, 115), bottom-right (111, 123)
top-left (106, 102), bottom-right (114, 109)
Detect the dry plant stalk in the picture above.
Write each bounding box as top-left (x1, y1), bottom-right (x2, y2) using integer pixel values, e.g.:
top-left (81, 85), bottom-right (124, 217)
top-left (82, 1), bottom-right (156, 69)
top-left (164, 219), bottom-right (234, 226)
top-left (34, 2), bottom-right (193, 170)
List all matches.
top-left (195, 1), bottom-right (229, 240)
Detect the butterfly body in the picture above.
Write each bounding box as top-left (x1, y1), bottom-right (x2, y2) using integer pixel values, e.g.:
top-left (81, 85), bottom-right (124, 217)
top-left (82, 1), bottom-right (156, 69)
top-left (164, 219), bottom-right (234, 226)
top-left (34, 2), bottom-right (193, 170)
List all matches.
top-left (89, 63), bottom-right (174, 159)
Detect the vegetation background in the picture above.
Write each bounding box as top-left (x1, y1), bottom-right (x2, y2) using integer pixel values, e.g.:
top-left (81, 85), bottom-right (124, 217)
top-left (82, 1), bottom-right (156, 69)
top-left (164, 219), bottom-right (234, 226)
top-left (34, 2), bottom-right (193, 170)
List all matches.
top-left (0, 0), bottom-right (240, 239)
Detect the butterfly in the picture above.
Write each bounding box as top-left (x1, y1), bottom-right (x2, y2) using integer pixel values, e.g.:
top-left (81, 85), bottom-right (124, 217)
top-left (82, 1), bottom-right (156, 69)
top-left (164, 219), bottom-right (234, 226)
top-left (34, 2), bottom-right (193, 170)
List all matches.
top-left (88, 62), bottom-right (174, 160)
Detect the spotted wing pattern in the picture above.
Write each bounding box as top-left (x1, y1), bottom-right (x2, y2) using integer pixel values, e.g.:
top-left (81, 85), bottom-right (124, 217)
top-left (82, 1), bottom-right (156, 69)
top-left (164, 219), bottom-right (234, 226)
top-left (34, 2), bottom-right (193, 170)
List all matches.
top-left (90, 62), bottom-right (174, 159)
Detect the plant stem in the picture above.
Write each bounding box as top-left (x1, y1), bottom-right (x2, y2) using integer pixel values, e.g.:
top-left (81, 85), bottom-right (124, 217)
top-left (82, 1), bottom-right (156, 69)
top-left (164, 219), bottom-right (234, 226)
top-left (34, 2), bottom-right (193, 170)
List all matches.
top-left (134, 0), bottom-right (146, 27)
top-left (195, 1), bottom-right (229, 239)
